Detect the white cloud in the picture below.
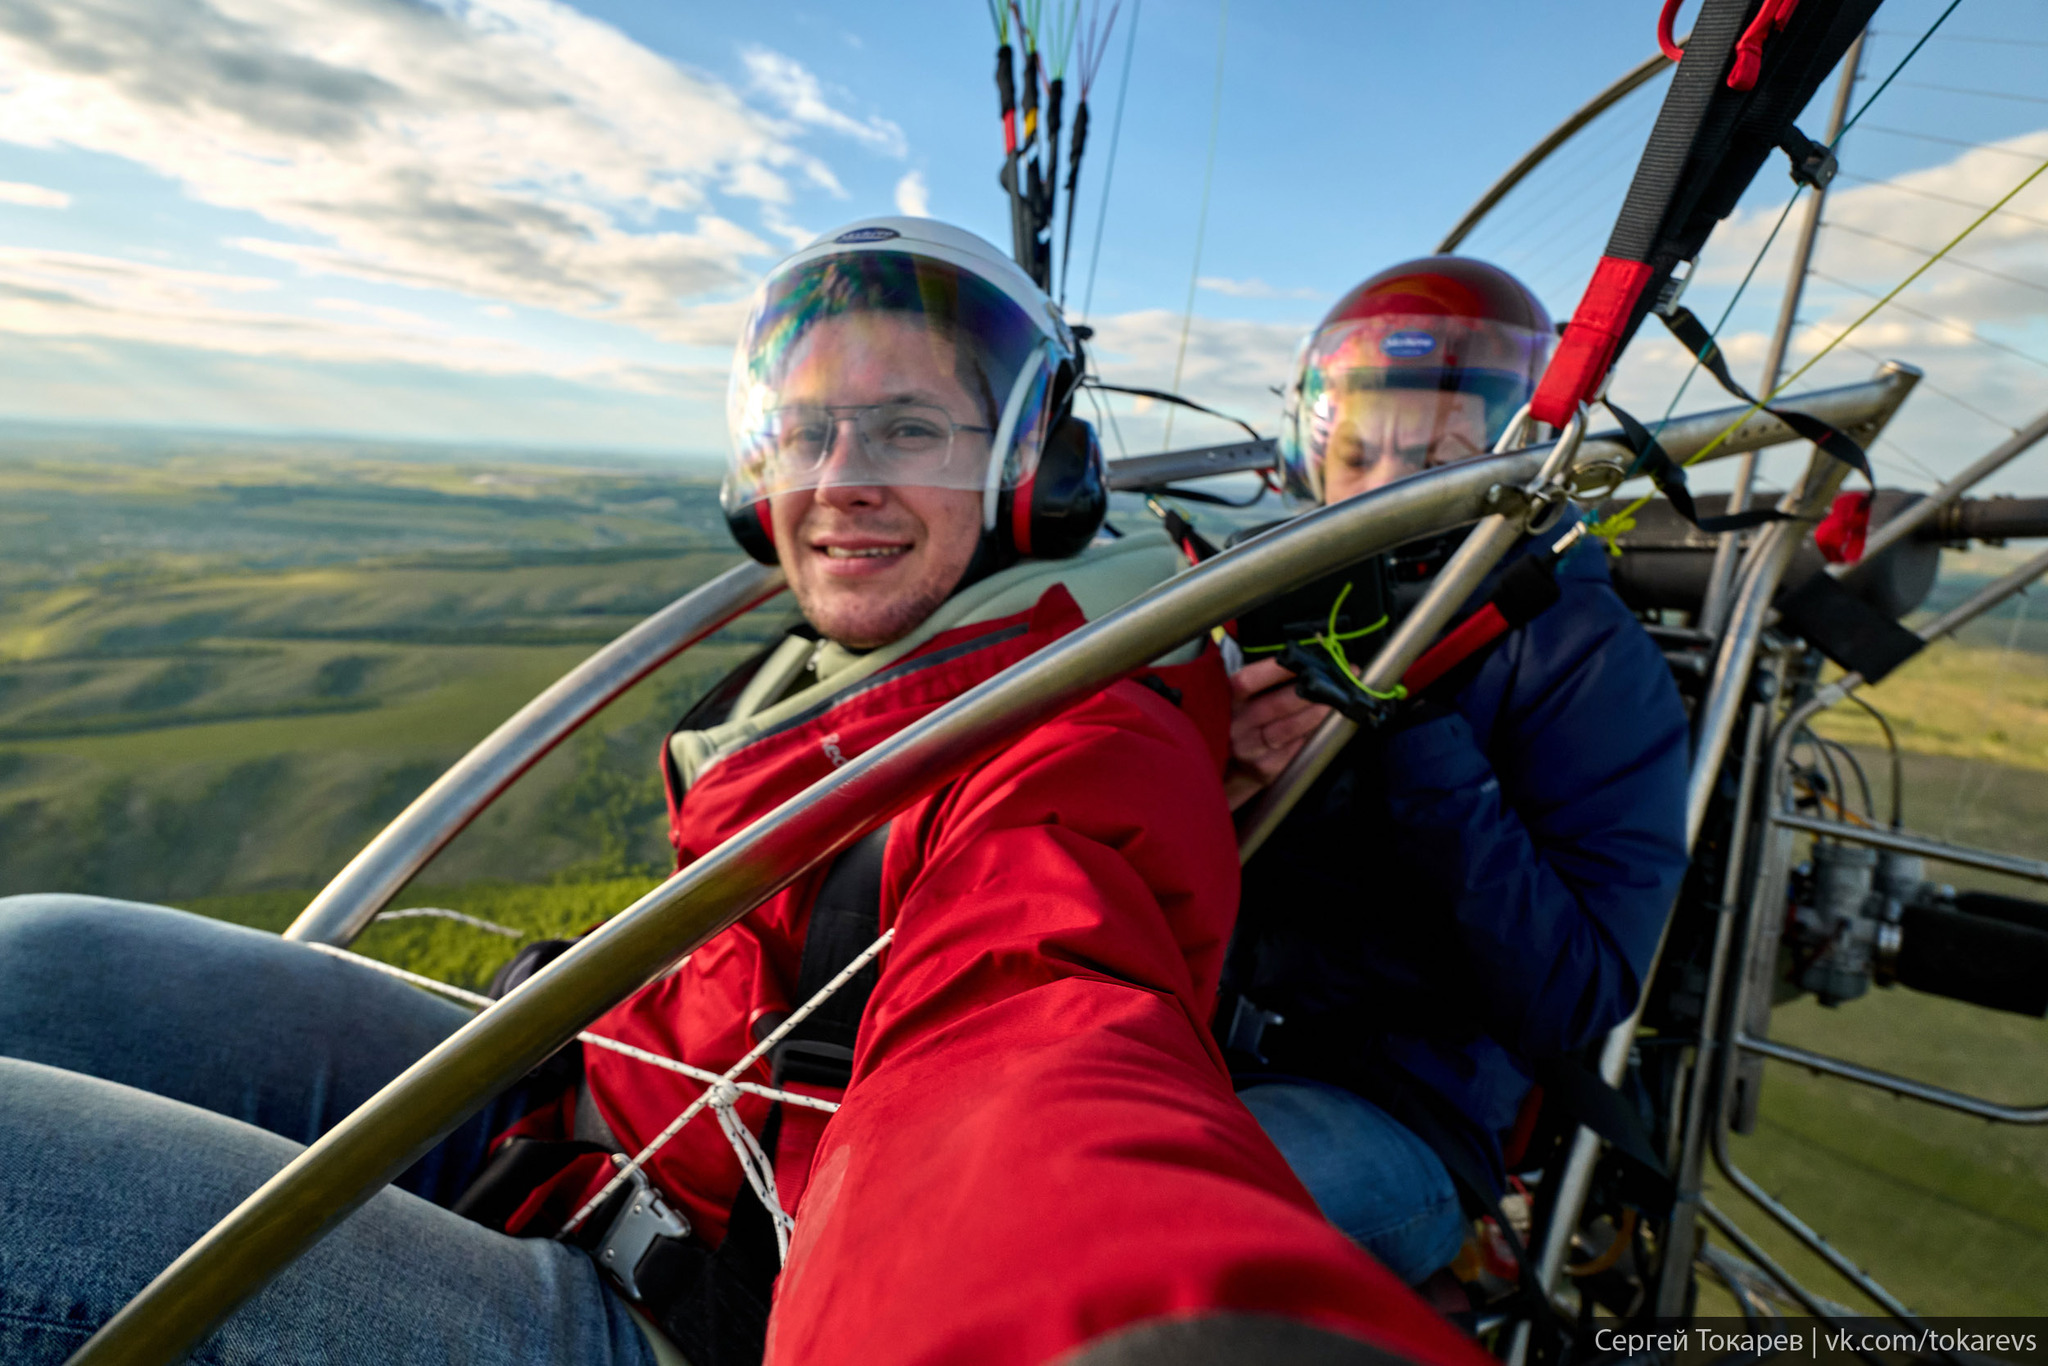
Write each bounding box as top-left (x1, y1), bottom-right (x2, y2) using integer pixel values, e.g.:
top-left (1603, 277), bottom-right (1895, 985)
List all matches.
top-left (0, 180), bottom-right (69, 208)
top-left (0, 0), bottom-right (902, 346)
top-left (894, 169), bottom-right (930, 218)
top-left (741, 45), bottom-right (906, 158)
top-left (1080, 308), bottom-right (1307, 450)
top-left (1197, 275), bottom-right (1321, 301)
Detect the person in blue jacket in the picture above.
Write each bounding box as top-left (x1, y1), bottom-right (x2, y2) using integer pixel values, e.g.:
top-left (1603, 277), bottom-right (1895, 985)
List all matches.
top-left (1222, 257), bottom-right (1691, 1287)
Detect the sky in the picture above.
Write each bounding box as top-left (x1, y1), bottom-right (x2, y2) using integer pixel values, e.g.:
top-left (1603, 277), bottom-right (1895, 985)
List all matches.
top-left (0, 0), bottom-right (2042, 488)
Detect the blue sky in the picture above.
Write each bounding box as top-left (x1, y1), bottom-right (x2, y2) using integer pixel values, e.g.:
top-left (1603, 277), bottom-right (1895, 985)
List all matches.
top-left (0, 0), bottom-right (2041, 487)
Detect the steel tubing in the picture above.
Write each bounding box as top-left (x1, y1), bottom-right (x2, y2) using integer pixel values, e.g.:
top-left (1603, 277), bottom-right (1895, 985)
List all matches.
top-left (1535, 435), bottom-right (1863, 1304)
top-left (1770, 812), bottom-right (2048, 886)
top-left (283, 561), bottom-right (787, 946)
top-left (69, 446), bottom-right (1533, 1366)
top-left (1735, 1034), bottom-right (2048, 1123)
top-left (1845, 406), bottom-right (2048, 576)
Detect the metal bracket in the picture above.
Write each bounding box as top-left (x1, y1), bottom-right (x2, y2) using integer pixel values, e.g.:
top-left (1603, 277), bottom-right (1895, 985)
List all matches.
top-left (592, 1160), bottom-right (691, 1302)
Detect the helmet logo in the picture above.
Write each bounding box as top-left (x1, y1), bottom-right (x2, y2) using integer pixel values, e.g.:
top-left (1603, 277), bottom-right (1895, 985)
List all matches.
top-left (1381, 329), bottom-right (1437, 359)
top-left (835, 226), bottom-right (901, 243)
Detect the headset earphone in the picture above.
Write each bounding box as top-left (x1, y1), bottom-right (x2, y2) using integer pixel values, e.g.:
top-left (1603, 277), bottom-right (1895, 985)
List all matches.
top-left (724, 346), bottom-right (1107, 568)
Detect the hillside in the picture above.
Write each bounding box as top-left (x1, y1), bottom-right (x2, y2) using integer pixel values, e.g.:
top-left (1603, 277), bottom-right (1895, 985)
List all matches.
top-left (0, 438), bottom-right (793, 898)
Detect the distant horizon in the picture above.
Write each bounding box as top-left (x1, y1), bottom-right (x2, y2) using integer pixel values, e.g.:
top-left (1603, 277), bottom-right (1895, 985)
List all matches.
top-left (0, 414), bottom-right (728, 474)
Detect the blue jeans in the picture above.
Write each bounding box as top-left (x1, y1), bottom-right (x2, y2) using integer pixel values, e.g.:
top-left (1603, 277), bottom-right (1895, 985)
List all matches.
top-left (0, 895), bottom-right (658, 1366)
top-left (1239, 1080), bottom-right (1468, 1285)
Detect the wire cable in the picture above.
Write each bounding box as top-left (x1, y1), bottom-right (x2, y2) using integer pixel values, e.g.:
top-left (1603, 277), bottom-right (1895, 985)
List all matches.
top-left (1846, 691), bottom-right (1903, 827)
top-left (1161, 0), bottom-right (1229, 451)
top-left (1807, 268), bottom-right (2048, 373)
top-left (1079, 0), bottom-right (1139, 322)
top-left (1594, 154), bottom-right (2048, 540)
top-left (1839, 340), bottom-right (2018, 433)
top-left (1819, 219), bottom-right (2048, 299)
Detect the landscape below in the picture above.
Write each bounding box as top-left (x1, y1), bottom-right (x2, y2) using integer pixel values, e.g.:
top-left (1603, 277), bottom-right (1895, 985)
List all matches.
top-left (1, 430), bottom-right (2040, 1317)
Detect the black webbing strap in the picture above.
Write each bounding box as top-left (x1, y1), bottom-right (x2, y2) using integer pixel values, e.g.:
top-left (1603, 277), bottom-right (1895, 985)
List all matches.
top-left (638, 822), bottom-right (895, 1366)
top-left (1603, 399), bottom-right (1792, 535)
top-left (1774, 570), bottom-right (1925, 683)
top-left (771, 822), bottom-right (891, 1088)
top-left (1660, 305), bottom-right (1876, 484)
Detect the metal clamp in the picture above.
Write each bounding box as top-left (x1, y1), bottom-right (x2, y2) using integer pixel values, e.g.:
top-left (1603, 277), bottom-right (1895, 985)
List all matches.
top-left (592, 1160), bottom-right (691, 1302)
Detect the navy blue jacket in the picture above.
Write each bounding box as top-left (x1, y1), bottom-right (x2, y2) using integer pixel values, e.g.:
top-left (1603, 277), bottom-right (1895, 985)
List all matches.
top-left (1235, 518), bottom-right (1691, 1193)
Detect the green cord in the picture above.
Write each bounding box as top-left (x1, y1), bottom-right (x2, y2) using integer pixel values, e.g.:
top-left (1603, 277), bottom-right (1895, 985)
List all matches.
top-left (1239, 580), bottom-right (1406, 701)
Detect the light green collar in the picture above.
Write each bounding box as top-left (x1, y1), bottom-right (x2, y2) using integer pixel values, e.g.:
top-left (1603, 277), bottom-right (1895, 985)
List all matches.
top-left (670, 530), bottom-right (1192, 791)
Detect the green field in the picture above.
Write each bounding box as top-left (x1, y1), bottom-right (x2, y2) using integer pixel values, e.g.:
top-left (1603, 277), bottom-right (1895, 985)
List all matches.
top-left (0, 436), bottom-right (795, 897)
top-left (3, 434), bottom-right (2044, 1320)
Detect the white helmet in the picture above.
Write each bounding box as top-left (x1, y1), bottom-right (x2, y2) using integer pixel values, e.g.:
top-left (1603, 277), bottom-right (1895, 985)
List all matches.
top-left (720, 217), bottom-right (1084, 561)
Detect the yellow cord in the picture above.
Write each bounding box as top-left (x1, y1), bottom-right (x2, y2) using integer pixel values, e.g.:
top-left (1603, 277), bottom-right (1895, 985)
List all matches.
top-left (1587, 153), bottom-right (2048, 550)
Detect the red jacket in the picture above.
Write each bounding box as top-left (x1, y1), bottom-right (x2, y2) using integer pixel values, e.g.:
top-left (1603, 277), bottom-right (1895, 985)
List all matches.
top-left (507, 582), bottom-right (1483, 1366)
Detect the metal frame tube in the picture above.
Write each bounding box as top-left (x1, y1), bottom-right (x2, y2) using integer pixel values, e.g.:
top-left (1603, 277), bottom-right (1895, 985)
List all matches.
top-left (284, 561), bottom-right (787, 946)
top-left (1769, 811), bottom-right (2048, 885)
top-left (71, 446), bottom-right (1536, 1366)
top-left (1531, 403), bottom-right (1892, 1314)
top-left (1734, 1035), bottom-right (2048, 1122)
top-left (1235, 409), bottom-right (1587, 861)
top-left (1436, 51), bottom-right (1675, 254)
top-left (1845, 407), bottom-right (2048, 575)
top-left (1698, 539), bottom-right (2048, 1327)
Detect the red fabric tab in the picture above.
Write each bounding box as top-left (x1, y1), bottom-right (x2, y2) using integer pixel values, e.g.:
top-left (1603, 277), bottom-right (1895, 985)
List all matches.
top-left (1402, 603), bottom-right (1509, 696)
top-left (1815, 490), bottom-right (1872, 565)
top-left (1530, 256), bottom-right (1655, 426)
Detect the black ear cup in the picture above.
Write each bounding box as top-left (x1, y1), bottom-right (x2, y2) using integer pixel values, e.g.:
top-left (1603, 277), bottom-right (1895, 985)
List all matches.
top-left (1007, 415), bottom-right (1106, 559)
top-left (726, 501), bottom-right (778, 565)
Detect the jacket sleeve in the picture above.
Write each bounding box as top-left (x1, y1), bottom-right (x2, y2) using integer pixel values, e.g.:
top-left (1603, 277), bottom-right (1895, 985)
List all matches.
top-left (1384, 587), bottom-right (1691, 1058)
top-left (763, 674), bottom-right (1485, 1366)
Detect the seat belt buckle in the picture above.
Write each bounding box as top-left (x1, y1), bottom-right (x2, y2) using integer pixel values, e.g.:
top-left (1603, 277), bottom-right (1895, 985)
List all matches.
top-left (592, 1160), bottom-right (691, 1302)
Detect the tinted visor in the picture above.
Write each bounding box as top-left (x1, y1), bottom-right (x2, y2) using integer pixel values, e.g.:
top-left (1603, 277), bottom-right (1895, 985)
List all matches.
top-left (1283, 311), bottom-right (1550, 501)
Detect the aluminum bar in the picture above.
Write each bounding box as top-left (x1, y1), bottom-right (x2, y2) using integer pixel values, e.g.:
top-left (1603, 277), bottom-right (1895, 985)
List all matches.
top-left (1770, 811), bottom-right (2048, 886)
top-left (1236, 409), bottom-right (1587, 861)
top-left (71, 442), bottom-right (1530, 1366)
top-left (1437, 51), bottom-right (1674, 254)
top-left (284, 561), bottom-right (786, 946)
top-left (1535, 432), bottom-right (1860, 1305)
top-left (1848, 406), bottom-right (2048, 573)
top-left (1735, 1034), bottom-right (2048, 1122)
top-left (1105, 437), bottom-right (1276, 490)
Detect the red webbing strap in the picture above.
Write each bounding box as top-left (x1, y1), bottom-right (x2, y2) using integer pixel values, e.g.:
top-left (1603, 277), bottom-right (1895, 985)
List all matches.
top-left (1529, 256), bottom-right (1656, 426)
top-left (1402, 603), bottom-right (1510, 696)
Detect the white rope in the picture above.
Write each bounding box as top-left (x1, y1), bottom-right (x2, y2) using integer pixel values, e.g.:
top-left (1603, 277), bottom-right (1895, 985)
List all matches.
top-left (715, 1084), bottom-right (795, 1261)
top-left (303, 943), bottom-right (842, 1112)
top-left (558, 928), bottom-right (894, 1246)
top-left (306, 930), bottom-right (895, 1265)
top-left (373, 907), bottom-right (524, 939)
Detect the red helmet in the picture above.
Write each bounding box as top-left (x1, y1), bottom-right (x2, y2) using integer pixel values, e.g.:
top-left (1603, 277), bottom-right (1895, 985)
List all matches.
top-left (1279, 257), bottom-right (1553, 503)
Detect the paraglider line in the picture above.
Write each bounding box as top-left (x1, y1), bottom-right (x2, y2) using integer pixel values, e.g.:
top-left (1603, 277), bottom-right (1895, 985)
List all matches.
top-left (1163, 0), bottom-right (1229, 450)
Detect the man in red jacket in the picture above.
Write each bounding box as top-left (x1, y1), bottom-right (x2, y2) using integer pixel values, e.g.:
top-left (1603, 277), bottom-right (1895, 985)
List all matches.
top-left (0, 220), bottom-right (1483, 1366)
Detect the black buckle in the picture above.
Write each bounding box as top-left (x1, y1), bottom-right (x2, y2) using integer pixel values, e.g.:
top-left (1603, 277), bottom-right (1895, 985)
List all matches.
top-left (589, 1161), bottom-right (692, 1302)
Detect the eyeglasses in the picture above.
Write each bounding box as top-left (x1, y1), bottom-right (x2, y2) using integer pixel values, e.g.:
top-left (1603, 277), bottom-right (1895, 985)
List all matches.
top-left (757, 402), bottom-right (994, 477)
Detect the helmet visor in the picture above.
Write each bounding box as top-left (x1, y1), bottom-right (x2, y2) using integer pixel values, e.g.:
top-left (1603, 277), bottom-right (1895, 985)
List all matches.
top-left (1285, 311), bottom-right (1550, 501)
top-left (726, 250), bottom-right (1052, 505)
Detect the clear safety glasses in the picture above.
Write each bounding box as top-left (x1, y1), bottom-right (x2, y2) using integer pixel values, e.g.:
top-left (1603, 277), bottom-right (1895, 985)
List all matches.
top-left (748, 402), bottom-right (997, 490)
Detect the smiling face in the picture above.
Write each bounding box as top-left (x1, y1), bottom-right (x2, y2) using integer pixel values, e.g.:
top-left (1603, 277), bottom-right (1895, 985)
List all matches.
top-left (767, 312), bottom-right (992, 650)
top-left (1319, 386), bottom-right (1491, 504)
